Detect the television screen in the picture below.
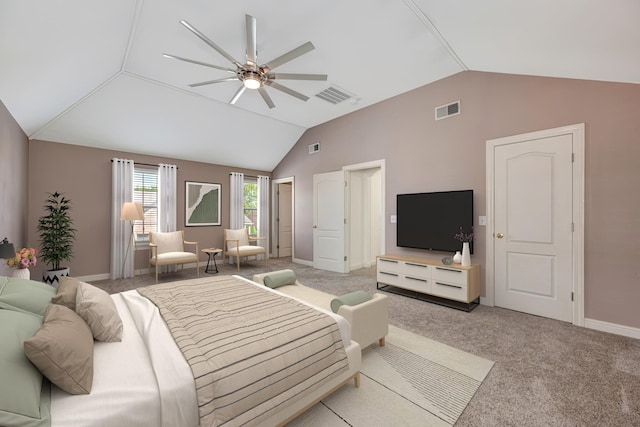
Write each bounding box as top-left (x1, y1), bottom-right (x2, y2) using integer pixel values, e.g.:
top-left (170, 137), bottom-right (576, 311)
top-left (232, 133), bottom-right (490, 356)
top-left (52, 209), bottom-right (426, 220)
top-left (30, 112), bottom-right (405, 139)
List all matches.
top-left (397, 190), bottom-right (474, 253)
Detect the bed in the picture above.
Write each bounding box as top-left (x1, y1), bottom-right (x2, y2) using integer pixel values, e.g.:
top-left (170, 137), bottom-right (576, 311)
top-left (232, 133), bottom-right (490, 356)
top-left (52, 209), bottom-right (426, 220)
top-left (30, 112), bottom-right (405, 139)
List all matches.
top-left (0, 275), bottom-right (361, 427)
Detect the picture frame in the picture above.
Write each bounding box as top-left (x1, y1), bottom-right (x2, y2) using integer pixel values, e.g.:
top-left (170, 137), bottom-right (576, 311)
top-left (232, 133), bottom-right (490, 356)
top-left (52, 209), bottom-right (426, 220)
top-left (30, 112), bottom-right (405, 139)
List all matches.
top-left (185, 181), bottom-right (221, 226)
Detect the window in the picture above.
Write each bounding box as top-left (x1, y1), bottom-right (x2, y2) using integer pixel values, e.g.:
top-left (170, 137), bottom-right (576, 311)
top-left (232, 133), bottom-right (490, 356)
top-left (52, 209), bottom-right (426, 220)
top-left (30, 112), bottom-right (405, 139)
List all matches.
top-left (133, 167), bottom-right (158, 243)
top-left (243, 179), bottom-right (258, 236)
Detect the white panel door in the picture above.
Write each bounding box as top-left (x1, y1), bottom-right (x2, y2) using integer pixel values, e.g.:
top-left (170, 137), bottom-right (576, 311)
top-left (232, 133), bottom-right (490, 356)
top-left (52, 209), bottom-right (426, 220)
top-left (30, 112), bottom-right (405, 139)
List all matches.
top-left (277, 183), bottom-right (292, 257)
top-left (494, 134), bottom-right (574, 321)
top-left (313, 171), bottom-right (346, 273)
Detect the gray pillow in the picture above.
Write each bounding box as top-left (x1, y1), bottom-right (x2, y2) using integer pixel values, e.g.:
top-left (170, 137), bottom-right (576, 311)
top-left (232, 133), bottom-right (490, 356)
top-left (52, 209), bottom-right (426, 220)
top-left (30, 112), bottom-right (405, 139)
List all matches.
top-left (24, 304), bottom-right (94, 395)
top-left (0, 276), bottom-right (56, 316)
top-left (263, 270), bottom-right (297, 288)
top-left (330, 291), bottom-right (372, 313)
top-left (0, 309), bottom-right (50, 426)
top-left (75, 282), bottom-right (123, 342)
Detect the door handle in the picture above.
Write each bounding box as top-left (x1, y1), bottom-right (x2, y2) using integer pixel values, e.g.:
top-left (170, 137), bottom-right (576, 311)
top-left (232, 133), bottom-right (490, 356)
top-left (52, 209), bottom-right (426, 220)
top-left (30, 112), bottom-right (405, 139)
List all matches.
top-left (313, 225), bottom-right (317, 229)
top-left (496, 232), bottom-right (504, 239)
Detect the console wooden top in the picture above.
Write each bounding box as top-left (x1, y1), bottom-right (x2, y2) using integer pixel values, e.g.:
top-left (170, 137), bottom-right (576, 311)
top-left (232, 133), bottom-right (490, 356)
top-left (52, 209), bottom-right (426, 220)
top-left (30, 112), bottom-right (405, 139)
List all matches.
top-left (377, 253), bottom-right (479, 271)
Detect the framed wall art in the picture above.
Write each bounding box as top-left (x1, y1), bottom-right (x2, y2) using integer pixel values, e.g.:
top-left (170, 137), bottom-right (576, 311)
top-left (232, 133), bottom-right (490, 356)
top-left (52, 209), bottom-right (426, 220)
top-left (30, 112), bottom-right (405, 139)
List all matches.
top-left (185, 181), bottom-right (221, 226)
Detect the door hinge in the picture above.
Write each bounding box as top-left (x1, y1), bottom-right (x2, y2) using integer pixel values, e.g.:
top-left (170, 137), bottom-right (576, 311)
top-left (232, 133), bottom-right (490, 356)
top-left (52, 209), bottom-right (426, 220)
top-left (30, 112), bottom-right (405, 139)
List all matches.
top-left (571, 292), bottom-right (574, 302)
top-left (344, 256), bottom-right (347, 261)
top-left (571, 222), bottom-right (575, 232)
top-left (344, 218), bottom-right (347, 224)
top-left (571, 153), bottom-right (575, 163)
top-left (277, 245), bottom-right (279, 249)
top-left (345, 181), bottom-right (347, 187)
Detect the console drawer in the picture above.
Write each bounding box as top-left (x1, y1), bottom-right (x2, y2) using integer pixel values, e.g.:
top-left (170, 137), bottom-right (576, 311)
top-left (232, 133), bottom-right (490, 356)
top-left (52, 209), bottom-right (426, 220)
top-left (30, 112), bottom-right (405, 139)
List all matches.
top-left (402, 275), bottom-right (431, 294)
top-left (377, 258), bottom-right (402, 274)
top-left (432, 266), bottom-right (468, 285)
top-left (431, 280), bottom-right (468, 302)
top-left (403, 261), bottom-right (430, 278)
top-left (377, 270), bottom-right (402, 287)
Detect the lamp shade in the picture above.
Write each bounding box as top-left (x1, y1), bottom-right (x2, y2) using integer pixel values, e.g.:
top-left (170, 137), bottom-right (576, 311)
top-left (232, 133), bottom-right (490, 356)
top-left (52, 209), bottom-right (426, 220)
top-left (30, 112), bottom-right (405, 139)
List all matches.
top-left (120, 202), bottom-right (144, 221)
top-left (0, 237), bottom-right (16, 259)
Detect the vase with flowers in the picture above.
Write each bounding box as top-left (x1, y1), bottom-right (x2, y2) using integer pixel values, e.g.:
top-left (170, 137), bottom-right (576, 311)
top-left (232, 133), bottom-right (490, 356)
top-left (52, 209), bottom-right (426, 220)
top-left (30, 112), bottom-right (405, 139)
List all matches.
top-left (6, 247), bottom-right (38, 279)
top-left (454, 227), bottom-right (474, 267)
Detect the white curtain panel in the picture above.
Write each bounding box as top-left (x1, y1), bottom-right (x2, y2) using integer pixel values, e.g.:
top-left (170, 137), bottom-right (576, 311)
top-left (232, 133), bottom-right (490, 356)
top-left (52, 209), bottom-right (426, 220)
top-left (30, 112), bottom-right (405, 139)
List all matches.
top-left (229, 172), bottom-right (244, 264)
top-left (158, 163), bottom-right (178, 273)
top-left (257, 175), bottom-right (270, 260)
top-left (110, 158), bottom-right (134, 279)
top-left (158, 163), bottom-right (177, 232)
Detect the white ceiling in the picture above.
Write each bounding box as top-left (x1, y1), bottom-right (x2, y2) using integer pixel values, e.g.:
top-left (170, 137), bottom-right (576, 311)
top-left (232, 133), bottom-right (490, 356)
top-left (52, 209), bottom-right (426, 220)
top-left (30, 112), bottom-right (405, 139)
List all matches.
top-left (1, 0), bottom-right (639, 171)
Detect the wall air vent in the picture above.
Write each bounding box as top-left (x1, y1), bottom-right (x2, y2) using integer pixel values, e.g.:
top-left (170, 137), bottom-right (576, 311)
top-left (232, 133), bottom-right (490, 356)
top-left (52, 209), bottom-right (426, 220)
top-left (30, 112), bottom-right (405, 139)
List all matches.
top-left (435, 100), bottom-right (461, 120)
top-left (309, 142), bottom-right (320, 154)
top-left (315, 85), bottom-right (354, 105)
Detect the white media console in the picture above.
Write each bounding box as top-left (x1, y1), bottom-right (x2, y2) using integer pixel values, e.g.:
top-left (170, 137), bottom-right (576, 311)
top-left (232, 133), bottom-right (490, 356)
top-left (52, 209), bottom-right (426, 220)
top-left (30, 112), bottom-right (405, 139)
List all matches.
top-left (376, 254), bottom-right (480, 311)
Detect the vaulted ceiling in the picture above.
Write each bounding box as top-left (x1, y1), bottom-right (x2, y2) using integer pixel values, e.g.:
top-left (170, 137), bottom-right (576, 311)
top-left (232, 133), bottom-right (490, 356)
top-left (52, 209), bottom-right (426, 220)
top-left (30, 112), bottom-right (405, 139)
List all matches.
top-left (1, 0), bottom-right (638, 171)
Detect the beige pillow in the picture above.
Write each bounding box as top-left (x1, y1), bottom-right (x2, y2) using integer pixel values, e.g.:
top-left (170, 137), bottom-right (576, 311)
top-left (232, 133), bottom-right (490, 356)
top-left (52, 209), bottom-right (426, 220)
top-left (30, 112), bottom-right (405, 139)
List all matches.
top-left (51, 276), bottom-right (83, 311)
top-left (75, 282), bottom-right (123, 342)
top-left (24, 304), bottom-right (94, 395)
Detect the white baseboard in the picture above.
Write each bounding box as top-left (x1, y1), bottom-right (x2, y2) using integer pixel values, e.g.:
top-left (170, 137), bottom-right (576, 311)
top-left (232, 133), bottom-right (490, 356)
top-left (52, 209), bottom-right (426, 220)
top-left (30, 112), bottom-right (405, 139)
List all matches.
top-left (584, 318), bottom-right (640, 340)
top-left (293, 258), bottom-right (313, 267)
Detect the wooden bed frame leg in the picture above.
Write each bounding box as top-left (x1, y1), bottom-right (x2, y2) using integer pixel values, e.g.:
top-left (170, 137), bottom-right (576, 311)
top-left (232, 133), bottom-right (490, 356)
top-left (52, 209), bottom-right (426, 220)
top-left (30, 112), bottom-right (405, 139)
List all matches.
top-left (379, 336), bottom-right (385, 346)
top-left (354, 372), bottom-right (361, 388)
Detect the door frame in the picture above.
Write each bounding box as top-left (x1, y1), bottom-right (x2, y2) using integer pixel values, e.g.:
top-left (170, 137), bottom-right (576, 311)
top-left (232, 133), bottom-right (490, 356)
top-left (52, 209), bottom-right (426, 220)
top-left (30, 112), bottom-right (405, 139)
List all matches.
top-left (272, 177), bottom-right (295, 260)
top-left (485, 123), bottom-right (585, 326)
top-left (343, 159), bottom-right (386, 268)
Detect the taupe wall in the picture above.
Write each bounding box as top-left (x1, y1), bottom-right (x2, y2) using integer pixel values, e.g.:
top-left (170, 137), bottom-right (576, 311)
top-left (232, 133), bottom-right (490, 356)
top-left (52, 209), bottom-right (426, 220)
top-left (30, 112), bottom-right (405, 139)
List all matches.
top-left (0, 101), bottom-right (28, 277)
top-left (272, 70), bottom-right (640, 329)
top-left (26, 140), bottom-right (269, 280)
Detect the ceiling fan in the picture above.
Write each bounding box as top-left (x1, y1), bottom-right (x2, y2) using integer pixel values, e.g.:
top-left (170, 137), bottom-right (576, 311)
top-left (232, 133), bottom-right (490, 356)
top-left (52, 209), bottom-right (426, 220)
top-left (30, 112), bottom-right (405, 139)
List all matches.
top-left (163, 15), bottom-right (327, 109)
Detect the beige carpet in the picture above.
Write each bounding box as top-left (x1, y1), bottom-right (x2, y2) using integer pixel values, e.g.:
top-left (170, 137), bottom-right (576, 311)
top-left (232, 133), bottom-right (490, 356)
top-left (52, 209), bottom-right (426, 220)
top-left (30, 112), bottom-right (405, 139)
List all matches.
top-left (288, 325), bottom-right (494, 426)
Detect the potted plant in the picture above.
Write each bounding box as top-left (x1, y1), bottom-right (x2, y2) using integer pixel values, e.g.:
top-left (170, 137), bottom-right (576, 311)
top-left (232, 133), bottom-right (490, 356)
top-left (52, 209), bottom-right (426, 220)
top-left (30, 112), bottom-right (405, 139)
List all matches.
top-left (37, 192), bottom-right (76, 287)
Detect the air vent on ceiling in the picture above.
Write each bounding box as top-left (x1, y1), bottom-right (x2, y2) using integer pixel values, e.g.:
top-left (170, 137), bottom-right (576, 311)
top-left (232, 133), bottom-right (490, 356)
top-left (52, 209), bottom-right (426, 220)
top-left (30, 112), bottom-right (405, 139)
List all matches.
top-left (315, 85), bottom-right (354, 104)
top-left (309, 142), bottom-right (320, 154)
top-left (435, 100), bottom-right (461, 120)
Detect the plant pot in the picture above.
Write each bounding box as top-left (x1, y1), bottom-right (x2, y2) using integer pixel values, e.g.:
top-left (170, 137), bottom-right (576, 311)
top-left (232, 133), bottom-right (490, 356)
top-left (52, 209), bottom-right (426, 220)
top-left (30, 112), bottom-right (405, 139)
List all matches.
top-left (43, 267), bottom-right (70, 288)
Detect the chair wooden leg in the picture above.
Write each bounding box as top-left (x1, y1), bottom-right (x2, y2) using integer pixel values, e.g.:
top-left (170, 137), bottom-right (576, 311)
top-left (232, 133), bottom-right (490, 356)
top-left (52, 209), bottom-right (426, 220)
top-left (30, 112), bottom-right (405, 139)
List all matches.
top-left (379, 337), bottom-right (386, 346)
top-left (155, 265), bottom-right (158, 284)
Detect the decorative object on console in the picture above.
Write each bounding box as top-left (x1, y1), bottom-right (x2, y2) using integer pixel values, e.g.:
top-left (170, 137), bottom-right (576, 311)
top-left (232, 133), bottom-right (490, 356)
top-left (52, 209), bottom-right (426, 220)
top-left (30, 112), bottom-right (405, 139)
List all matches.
top-left (442, 256), bottom-right (453, 265)
top-left (120, 202), bottom-right (144, 278)
top-left (454, 226), bottom-right (474, 267)
top-left (37, 192), bottom-right (77, 287)
top-left (452, 251), bottom-right (462, 264)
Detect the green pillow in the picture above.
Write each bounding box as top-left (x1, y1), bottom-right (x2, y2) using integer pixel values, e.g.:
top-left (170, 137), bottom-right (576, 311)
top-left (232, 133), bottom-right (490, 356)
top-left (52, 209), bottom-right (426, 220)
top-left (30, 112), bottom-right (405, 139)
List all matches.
top-left (0, 309), bottom-right (51, 427)
top-left (263, 270), bottom-right (297, 288)
top-left (0, 277), bottom-right (56, 316)
top-left (330, 291), bottom-right (372, 313)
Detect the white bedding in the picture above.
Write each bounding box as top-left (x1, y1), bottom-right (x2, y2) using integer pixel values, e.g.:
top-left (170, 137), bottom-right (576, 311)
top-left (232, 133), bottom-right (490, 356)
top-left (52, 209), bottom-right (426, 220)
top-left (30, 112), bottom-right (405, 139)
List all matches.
top-left (50, 291), bottom-right (199, 427)
top-left (50, 278), bottom-right (356, 427)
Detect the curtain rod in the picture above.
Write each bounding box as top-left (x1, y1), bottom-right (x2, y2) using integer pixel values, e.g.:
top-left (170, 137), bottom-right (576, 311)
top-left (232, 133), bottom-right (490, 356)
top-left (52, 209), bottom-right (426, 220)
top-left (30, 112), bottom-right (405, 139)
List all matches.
top-left (111, 159), bottom-right (178, 169)
top-left (230, 173), bottom-right (258, 179)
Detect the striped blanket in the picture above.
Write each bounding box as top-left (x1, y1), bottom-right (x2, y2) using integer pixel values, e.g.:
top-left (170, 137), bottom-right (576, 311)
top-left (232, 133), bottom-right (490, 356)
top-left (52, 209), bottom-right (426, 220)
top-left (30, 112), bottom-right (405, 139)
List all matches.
top-left (137, 276), bottom-right (349, 426)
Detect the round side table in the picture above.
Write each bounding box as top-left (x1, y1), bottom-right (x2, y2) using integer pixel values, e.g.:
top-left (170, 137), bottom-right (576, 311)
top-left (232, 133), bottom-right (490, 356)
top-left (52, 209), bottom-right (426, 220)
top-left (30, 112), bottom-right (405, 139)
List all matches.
top-left (201, 248), bottom-right (222, 274)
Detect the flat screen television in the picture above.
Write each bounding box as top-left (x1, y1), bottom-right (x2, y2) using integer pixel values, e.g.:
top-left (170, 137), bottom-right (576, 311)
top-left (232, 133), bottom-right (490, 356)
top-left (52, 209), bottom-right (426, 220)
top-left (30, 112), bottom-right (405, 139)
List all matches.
top-left (397, 190), bottom-right (474, 254)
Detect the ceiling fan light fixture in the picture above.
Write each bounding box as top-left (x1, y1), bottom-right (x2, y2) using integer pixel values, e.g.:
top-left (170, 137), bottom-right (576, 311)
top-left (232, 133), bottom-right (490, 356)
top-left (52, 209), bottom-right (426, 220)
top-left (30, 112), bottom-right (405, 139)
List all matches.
top-left (243, 74), bottom-right (261, 89)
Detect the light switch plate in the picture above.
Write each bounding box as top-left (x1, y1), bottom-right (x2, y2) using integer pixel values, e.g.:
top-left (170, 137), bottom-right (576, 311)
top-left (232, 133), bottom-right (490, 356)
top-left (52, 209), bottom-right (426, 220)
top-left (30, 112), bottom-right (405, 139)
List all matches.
top-left (479, 216), bottom-right (486, 226)
top-left (390, 214), bottom-right (397, 224)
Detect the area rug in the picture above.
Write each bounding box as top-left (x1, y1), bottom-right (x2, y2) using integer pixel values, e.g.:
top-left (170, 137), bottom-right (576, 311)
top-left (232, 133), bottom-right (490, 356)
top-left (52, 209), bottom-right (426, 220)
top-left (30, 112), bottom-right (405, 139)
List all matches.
top-left (287, 325), bottom-right (494, 426)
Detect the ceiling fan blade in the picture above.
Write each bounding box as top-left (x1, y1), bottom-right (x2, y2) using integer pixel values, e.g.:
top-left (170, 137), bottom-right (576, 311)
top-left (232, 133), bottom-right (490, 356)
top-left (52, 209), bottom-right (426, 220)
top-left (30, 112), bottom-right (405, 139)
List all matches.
top-left (229, 85), bottom-right (246, 105)
top-left (264, 80), bottom-right (309, 102)
top-left (262, 41), bottom-right (315, 72)
top-left (257, 87), bottom-right (275, 109)
top-left (267, 73), bottom-right (327, 81)
top-left (188, 77), bottom-right (239, 87)
top-left (179, 20), bottom-right (241, 67)
top-left (163, 54), bottom-right (236, 73)
top-left (245, 15), bottom-right (257, 66)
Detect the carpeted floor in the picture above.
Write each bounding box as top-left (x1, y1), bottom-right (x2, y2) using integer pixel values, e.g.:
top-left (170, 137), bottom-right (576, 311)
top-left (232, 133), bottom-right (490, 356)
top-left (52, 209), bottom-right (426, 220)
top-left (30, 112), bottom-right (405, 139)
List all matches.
top-left (91, 258), bottom-right (640, 426)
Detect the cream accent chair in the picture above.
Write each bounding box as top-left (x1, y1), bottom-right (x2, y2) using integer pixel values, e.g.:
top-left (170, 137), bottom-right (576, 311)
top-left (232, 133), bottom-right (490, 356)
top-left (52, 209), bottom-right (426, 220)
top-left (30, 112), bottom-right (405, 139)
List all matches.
top-left (223, 228), bottom-right (267, 271)
top-left (148, 230), bottom-right (199, 283)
